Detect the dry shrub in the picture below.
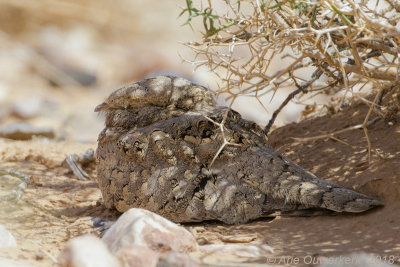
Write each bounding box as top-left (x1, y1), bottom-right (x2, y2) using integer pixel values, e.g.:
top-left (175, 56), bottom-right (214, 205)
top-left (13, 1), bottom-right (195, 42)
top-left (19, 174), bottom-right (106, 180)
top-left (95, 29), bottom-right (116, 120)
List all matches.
top-left (181, 0), bottom-right (400, 159)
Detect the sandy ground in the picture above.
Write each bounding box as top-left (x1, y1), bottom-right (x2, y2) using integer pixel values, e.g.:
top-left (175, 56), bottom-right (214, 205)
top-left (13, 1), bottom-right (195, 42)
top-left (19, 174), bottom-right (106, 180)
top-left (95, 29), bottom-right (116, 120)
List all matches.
top-left (0, 1), bottom-right (399, 266)
top-left (0, 100), bottom-right (399, 266)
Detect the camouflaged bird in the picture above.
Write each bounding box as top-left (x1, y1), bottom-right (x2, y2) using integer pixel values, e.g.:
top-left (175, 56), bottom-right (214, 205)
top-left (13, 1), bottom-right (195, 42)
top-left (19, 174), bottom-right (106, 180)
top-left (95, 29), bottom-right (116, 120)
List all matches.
top-left (95, 76), bottom-right (382, 224)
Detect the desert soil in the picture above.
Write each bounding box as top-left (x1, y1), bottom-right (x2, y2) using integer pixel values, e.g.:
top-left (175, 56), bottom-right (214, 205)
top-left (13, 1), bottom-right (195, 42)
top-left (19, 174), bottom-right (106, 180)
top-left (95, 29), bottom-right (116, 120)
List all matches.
top-left (0, 100), bottom-right (399, 266)
top-left (2, 1), bottom-right (399, 266)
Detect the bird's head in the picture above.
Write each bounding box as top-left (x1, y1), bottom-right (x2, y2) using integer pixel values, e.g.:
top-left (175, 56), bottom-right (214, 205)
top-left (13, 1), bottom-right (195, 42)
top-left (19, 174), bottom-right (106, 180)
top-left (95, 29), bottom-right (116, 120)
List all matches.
top-left (95, 76), bottom-right (216, 114)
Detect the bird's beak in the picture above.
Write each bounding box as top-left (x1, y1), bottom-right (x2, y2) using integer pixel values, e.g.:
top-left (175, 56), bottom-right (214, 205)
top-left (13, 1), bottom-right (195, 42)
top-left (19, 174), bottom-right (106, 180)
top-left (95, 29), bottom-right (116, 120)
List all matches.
top-left (94, 102), bottom-right (108, 112)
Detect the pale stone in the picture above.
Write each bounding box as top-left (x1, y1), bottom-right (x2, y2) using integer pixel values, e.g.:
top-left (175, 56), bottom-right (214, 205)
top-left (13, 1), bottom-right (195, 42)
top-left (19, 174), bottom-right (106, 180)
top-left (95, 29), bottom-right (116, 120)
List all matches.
top-left (0, 224), bottom-right (16, 247)
top-left (59, 234), bottom-right (120, 267)
top-left (102, 208), bottom-right (198, 254)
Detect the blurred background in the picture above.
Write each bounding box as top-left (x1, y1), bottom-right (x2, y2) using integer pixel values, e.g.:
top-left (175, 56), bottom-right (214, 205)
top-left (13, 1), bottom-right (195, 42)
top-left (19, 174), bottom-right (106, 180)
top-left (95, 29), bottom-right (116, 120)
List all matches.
top-left (0, 0), bottom-right (314, 144)
top-left (0, 0), bottom-right (204, 143)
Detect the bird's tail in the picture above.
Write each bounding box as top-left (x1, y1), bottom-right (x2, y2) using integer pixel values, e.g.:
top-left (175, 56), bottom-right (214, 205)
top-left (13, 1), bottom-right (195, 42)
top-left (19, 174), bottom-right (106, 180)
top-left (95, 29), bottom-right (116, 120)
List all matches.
top-left (258, 153), bottom-right (382, 213)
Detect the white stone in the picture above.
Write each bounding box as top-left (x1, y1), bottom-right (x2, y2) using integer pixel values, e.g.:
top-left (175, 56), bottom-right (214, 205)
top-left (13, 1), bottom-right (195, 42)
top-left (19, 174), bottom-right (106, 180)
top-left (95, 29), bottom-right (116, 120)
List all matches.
top-left (102, 208), bottom-right (198, 254)
top-left (0, 224), bottom-right (17, 248)
top-left (59, 234), bottom-right (120, 267)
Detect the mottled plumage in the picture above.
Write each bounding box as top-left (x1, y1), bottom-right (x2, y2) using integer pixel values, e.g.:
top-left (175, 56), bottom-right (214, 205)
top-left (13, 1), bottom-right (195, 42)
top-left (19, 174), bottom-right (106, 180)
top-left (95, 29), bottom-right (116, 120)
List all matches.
top-left (95, 76), bottom-right (382, 224)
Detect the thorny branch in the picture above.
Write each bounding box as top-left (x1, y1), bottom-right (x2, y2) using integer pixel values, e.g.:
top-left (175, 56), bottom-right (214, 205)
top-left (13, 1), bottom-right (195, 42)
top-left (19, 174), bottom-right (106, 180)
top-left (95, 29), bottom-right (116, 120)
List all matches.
top-left (264, 69), bottom-right (324, 134)
top-left (202, 115), bottom-right (241, 168)
top-left (182, 0), bottom-right (400, 158)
